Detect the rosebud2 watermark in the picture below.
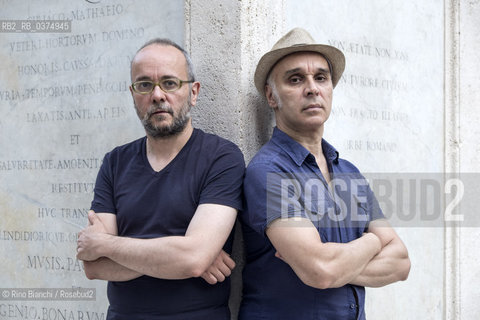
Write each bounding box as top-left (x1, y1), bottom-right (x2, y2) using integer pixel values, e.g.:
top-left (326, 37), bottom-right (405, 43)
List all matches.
top-left (266, 172), bottom-right (478, 228)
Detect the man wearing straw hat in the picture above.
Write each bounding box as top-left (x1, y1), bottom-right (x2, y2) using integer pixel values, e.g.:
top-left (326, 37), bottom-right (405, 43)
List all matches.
top-left (240, 28), bottom-right (410, 319)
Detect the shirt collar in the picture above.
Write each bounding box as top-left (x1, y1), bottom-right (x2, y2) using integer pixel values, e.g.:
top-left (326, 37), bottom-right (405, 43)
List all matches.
top-left (321, 138), bottom-right (340, 165)
top-left (271, 127), bottom-right (340, 166)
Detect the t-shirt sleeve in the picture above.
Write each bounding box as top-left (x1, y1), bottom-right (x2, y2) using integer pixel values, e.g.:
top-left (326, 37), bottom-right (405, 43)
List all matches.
top-left (198, 143), bottom-right (245, 211)
top-left (90, 153), bottom-right (116, 214)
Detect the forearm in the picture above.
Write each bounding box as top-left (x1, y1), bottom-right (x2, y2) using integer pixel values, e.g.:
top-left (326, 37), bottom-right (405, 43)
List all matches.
top-left (268, 219), bottom-right (382, 290)
top-left (97, 204), bottom-right (236, 280)
top-left (350, 237), bottom-right (411, 287)
top-left (318, 233), bottom-right (382, 288)
top-left (83, 257), bottom-right (142, 281)
top-left (78, 205), bottom-right (236, 281)
top-left (99, 234), bottom-right (215, 280)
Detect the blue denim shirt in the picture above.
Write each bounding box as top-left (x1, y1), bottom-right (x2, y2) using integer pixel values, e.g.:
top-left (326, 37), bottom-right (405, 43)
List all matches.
top-left (240, 127), bottom-right (384, 320)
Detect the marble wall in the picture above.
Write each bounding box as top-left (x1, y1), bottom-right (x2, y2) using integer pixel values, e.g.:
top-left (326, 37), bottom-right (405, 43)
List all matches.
top-left (0, 0), bottom-right (183, 318)
top-left (284, 1), bottom-right (445, 319)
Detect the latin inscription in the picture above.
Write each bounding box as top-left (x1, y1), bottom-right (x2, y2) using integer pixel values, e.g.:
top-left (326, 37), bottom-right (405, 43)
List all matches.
top-left (51, 183), bottom-right (95, 194)
top-left (28, 3), bottom-right (125, 21)
top-left (0, 230), bottom-right (77, 243)
top-left (328, 39), bottom-right (409, 62)
top-left (339, 73), bottom-right (408, 91)
top-left (331, 106), bottom-right (410, 123)
top-left (22, 80), bottom-right (129, 100)
top-left (8, 28), bottom-right (144, 53)
top-left (26, 255), bottom-right (83, 272)
top-left (0, 303), bottom-right (105, 320)
top-left (0, 86), bottom-right (130, 102)
top-left (37, 208), bottom-right (89, 220)
top-left (323, 37), bottom-right (414, 160)
top-left (345, 139), bottom-right (398, 153)
top-left (0, 1), bottom-right (184, 316)
top-left (25, 106), bottom-right (128, 122)
top-left (17, 55), bottom-right (133, 77)
top-left (0, 159), bottom-right (101, 171)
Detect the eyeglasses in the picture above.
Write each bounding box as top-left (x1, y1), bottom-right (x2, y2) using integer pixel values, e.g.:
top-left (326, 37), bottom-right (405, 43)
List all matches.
top-left (131, 77), bottom-right (194, 94)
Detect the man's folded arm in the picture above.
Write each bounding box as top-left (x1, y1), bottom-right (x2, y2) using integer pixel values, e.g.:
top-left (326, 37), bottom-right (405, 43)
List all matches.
top-left (266, 217), bottom-right (382, 289)
top-left (78, 204), bottom-right (237, 281)
top-left (79, 212), bottom-right (142, 281)
top-left (350, 219), bottom-right (410, 287)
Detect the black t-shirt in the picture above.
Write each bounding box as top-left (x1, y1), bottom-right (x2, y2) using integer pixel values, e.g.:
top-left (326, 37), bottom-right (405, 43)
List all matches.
top-left (91, 129), bottom-right (245, 319)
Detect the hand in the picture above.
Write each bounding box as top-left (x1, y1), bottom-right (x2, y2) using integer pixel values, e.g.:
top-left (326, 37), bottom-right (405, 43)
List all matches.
top-left (201, 250), bottom-right (236, 285)
top-left (76, 210), bottom-right (110, 261)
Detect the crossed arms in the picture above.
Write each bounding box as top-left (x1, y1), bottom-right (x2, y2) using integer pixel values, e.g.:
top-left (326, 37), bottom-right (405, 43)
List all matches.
top-left (267, 217), bottom-right (410, 289)
top-left (76, 203), bottom-right (237, 285)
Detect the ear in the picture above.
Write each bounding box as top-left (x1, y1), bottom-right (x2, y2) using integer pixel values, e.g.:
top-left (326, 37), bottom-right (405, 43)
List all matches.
top-left (129, 85), bottom-right (134, 97)
top-left (189, 82), bottom-right (201, 107)
top-left (265, 84), bottom-right (278, 109)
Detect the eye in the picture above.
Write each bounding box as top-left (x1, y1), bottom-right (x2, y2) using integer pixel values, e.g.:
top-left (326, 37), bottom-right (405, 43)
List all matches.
top-left (161, 78), bottom-right (180, 91)
top-left (315, 74), bottom-right (328, 81)
top-left (134, 81), bottom-right (154, 93)
top-left (139, 81), bottom-right (153, 89)
top-left (288, 75), bottom-right (303, 84)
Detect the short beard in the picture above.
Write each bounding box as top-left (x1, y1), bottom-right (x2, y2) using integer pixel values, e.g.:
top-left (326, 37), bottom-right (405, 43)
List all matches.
top-left (136, 99), bottom-right (192, 139)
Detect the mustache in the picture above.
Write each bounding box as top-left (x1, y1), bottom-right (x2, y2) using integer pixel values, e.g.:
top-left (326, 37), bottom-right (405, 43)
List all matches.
top-left (146, 104), bottom-right (174, 117)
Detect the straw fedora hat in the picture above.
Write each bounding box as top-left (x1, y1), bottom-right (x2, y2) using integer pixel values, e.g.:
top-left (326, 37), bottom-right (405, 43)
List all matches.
top-left (254, 28), bottom-right (345, 95)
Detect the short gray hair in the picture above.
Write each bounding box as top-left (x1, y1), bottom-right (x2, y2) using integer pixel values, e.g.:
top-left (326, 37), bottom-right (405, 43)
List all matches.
top-left (131, 38), bottom-right (196, 81)
top-left (266, 74), bottom-right (282, 109)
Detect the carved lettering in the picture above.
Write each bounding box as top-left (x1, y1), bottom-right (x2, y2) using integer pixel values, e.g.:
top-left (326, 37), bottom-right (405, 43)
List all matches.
top-left (345, 139), bottom-right (398, 153)
top-left (0, 159), bottom-right (100, 171)
top-left (0, 230), bottom-right (78, 243)
top-left (332, 106), bottom-right (409, 124)
top-left (339, 73), bottom-right (408, 91)
top-left (0, 304), bottom-right (106, 320)
top-left (38, 208), bottom-right (56, 218)
top-left (25, 107), bottom-right (127, 123)
top-left (101, 27), bottom-right (144, 41)
top-left (26, 255), bottom-right (84, 272)
top-left (17, 56), bottom-right (132, 78)
top-left (51, 182), bottom-right (95, 193)
top-left (71, 4), bottom-right (124, 20)
top-left (0, 90), bottom-right (21, 101)
top-left (328, 39), bottom-right (409, 62)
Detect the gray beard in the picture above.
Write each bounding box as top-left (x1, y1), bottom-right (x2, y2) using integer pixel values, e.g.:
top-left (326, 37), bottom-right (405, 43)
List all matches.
top-left (136, 100), bottom-right (192, 138)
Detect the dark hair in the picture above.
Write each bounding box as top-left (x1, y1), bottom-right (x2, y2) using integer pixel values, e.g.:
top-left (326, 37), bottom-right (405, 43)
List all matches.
top-left (131, 38), bottom-right (196, 81)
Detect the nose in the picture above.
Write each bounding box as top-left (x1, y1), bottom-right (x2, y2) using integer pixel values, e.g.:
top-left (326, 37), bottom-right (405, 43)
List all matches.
top-left (305, 76), bottom-right (319, 96)
top-left (151, 84), bottom-right (167, 104)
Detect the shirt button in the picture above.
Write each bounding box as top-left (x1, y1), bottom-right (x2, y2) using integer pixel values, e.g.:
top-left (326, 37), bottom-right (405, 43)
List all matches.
top-left (350, 304), bottom-right (356, 309)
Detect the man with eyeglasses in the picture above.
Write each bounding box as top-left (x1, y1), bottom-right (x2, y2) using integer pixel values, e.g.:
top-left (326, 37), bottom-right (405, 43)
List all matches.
top-left (76, 38), bottom-right (245, 320)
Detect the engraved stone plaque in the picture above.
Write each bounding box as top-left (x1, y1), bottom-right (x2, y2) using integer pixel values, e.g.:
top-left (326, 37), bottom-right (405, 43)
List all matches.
top-left (0, 1), bottom-right (184, 317)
